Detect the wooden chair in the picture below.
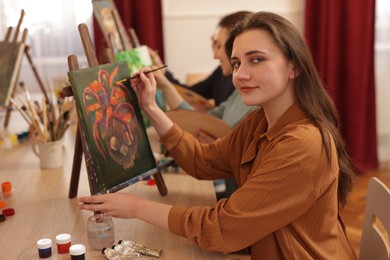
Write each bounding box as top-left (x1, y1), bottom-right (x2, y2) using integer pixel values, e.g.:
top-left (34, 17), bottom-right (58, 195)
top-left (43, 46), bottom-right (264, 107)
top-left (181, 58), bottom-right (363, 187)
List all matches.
top-left (359, 177), bottom-right (390, 260)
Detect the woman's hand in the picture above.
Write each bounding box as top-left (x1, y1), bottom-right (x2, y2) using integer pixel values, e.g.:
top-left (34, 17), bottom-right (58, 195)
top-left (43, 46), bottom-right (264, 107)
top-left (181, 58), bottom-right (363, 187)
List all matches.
top-left (130, 67), bottom-right (158, 112)
top-left (79, 193), bottom-right (141, 219)
top-left (79, 192), bottom-right (173, 231)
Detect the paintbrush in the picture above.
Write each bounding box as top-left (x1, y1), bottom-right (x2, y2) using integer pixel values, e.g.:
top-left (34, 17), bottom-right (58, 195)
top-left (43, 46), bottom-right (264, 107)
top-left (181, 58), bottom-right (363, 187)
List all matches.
top-left (130, 65), bottom-right (168, 79)
top-left (42, 96), bottom-right (48, 142)
top-left (19, 82), bottom-right (45, 141)
top-left (33, 100), bottom-right (44, 123)
top-left (20, 105), bottom-right (33, 121)
top-left (9, 97), bottom-right (32, 124)
top-left (115, 65), bottom-right (168, 84)
top-left (55, 97), bottom-right (74, 140)
top-left (56, 110), bottom-right (71, 140)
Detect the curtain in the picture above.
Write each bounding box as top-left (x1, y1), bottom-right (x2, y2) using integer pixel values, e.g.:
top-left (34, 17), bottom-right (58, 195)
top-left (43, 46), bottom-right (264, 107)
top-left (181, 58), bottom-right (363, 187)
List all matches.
top-left (304, 0), bottom-right (378, 174)
top-left (93, 0), bottom-right (164, 62)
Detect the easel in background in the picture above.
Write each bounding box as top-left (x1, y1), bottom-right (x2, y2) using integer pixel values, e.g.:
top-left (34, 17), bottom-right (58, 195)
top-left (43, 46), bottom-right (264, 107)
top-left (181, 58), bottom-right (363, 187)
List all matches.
top-left (92, 0), bottom-right (133, 55)
top-left (92, 0), bottom-right (150, 57)
top-left (2, 9), bottom-right (52, 128)
top-left (65, 23), bottom-right (168, 198)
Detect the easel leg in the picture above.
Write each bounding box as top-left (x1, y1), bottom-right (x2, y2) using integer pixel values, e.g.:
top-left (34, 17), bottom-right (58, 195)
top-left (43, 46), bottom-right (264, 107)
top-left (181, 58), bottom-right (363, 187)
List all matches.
top-left (3, 102), bottom-right (13, 128)
top-left (24, 47), bottom-right (51, 104)
top-left (3, 78), bottom-right (20, 128)
top-left (68, 126), bottom-right (83, 198)
top-left (153, 172), bottom-right (168, 196)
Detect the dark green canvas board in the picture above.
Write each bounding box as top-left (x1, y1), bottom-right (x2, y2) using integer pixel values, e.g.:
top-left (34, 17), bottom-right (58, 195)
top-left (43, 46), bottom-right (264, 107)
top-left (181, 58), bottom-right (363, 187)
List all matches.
top-left (0, 42), bottom-right (25, 106)
top-left (68, 61), bottom-right (157, 193)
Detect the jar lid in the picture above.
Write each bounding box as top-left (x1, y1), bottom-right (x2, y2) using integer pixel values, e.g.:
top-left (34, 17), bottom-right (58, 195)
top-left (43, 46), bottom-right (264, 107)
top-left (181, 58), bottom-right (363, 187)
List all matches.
top-left (55, 233), bottom-right (71, 244)
top-left (2, 208), bottom-right (15, 216)
top-left (70, 244), bottom-right (86, 255)
top-left (37, 238), bottom-right (52, 249)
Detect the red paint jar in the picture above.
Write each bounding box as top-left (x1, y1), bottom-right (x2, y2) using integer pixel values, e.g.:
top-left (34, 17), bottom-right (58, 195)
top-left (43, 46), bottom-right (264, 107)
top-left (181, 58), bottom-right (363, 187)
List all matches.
top-left (55, 233), bottom-right (71, 254)
top-left (1, 181), bottom-right (12, 193)
top-left (1, 181), bottom-right (12, 197)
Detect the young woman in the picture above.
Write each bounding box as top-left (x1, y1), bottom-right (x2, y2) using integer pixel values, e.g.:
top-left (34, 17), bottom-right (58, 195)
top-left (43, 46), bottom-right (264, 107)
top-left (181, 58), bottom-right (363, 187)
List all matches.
top-left (79, 12), bottom-right (357, 259)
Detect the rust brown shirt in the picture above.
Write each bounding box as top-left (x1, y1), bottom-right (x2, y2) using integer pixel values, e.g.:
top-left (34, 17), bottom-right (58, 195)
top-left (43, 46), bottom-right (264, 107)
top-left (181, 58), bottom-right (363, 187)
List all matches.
top-left (160, 103), bottom-right (357, 259)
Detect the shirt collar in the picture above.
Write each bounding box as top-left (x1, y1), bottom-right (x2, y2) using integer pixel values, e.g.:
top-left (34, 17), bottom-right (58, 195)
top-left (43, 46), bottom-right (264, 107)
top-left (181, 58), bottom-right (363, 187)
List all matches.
top-left (257, 102), bottom-right (307, 141)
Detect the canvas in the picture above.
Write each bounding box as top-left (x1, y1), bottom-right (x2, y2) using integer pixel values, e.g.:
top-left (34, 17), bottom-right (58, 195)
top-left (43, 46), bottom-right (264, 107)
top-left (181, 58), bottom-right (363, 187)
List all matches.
top-left (92, 0), bottom-right (132, 52)
top-left (0, 42), bottom-right (25, 106)
top-left (114, 45), bottom-right (152, 75)
top-left (68, 61), bottom-right (158, 193)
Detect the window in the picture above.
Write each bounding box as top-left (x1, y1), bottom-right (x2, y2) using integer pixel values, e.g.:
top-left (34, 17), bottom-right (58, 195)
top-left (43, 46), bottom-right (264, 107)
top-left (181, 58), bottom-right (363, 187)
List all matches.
top-left (0, 0), bottom-right (93, 93)
top-left (375, 0), bottom-right (390, 166)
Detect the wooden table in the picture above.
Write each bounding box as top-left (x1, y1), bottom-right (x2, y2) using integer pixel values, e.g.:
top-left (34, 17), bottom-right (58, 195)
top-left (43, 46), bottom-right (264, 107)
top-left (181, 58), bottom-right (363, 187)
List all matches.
top-left (0, 110), bottom-right (228, 259)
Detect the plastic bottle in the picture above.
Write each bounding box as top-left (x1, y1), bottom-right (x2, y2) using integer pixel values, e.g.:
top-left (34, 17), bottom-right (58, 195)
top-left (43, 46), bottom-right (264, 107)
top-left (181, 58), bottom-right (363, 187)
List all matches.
top-left (87, 213), bottom-right (115, 250)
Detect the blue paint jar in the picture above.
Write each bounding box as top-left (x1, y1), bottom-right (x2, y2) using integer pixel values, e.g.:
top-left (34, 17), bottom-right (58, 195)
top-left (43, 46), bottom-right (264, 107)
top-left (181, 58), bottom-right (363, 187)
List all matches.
top-left (37, 238), bottom-right (52, 258)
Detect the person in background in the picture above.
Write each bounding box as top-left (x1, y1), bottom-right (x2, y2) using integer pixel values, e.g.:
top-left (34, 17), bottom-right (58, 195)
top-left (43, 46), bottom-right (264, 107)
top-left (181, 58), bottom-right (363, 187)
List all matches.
top-left (79, 12), bottom-right (357, 259)
top-left (152, 12), bottom-right (248, 107)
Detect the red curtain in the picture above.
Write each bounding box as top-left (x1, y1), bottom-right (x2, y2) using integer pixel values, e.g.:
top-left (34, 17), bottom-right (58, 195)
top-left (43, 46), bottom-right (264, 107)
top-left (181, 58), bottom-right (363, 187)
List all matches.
top-left (93, 0), bottom-right (164, 62)
top-left (304, 0), bottom-right (377, 174)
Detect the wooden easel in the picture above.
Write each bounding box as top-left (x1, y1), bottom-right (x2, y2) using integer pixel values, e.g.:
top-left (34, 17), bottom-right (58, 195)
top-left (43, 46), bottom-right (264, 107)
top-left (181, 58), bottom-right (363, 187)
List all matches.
top-left (66, 23), bottom-right (168, 198)
top-left (2, 9), bottom-right (52, 127)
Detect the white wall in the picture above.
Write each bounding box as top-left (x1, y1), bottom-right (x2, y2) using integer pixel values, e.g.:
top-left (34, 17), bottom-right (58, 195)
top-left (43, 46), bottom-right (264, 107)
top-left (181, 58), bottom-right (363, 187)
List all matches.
top-left (162, 0), bottom-right (305, 82)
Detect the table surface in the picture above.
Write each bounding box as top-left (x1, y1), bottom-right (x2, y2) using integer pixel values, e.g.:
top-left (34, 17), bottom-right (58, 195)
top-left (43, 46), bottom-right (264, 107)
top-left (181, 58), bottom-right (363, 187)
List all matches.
top-left (0, 109), bottom-right (228, 259)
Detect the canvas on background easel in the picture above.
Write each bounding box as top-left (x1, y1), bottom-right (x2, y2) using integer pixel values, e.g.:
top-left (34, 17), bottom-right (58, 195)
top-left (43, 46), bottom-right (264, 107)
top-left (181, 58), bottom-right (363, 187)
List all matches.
top-left (92, 0), bottom-right (154, 74)
top-left (64, 23), bottom-right (169, 198)
top-left (92, 0), bottom-right (132, 53)
top-left (1, 9), bottom-right (52, 128)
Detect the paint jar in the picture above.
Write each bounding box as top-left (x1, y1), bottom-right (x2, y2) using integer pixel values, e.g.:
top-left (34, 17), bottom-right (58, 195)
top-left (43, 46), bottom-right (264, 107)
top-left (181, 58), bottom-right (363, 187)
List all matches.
top-left (37, 238), bottom-right (52, 258)
top-left (1, 181), bottom-right (12, 198)
top-left (69, 244), bottom-right (86, 260)
top-left (87, 213), bottom-right (115, 250)
top-left (55, 233), bottom-right (71, 253)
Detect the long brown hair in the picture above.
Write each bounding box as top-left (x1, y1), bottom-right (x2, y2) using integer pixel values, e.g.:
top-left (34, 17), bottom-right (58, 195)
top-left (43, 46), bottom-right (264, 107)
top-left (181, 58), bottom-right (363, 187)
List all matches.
top-left (225, 12), bottom-right (356, 207)
top-left (218, 11), bottom-right (253, 30)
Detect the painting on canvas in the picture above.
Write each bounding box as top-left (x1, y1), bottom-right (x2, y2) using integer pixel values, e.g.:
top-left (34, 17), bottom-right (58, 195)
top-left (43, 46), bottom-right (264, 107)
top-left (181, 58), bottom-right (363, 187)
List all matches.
top-left (68, 61), bottom-right (157, 193)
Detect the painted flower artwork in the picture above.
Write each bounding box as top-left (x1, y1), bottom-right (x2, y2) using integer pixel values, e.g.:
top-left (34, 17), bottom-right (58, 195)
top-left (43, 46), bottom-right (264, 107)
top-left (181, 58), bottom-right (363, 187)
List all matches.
top-left (83, 66), bottom-right (142, 170)
top-left (69, 61), bottom-right (157, 193)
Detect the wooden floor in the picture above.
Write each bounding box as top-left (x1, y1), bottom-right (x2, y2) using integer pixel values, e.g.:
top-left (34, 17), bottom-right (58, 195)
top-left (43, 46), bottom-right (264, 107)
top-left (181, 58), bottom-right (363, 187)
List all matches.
top-left (341, 168), bottom-right (390, 256)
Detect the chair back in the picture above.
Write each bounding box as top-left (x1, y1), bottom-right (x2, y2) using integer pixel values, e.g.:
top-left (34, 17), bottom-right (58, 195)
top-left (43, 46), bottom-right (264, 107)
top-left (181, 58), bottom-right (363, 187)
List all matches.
top-left (359, 177), bottom-right (390, 260)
